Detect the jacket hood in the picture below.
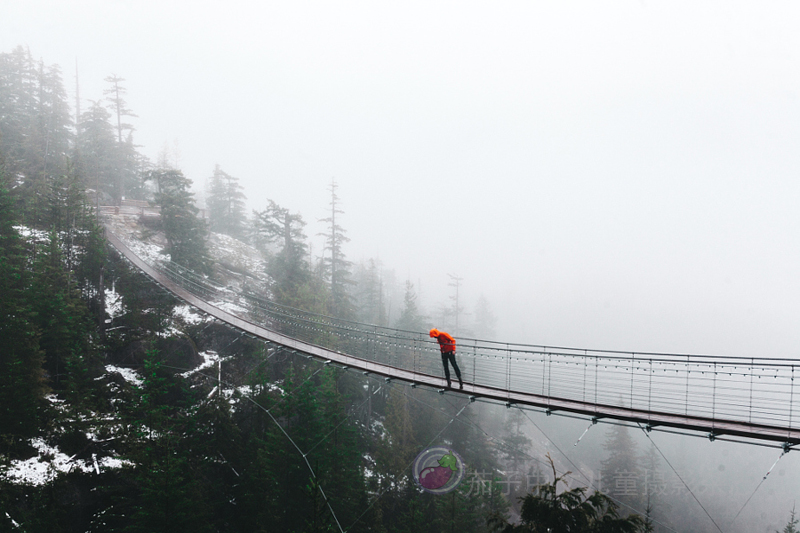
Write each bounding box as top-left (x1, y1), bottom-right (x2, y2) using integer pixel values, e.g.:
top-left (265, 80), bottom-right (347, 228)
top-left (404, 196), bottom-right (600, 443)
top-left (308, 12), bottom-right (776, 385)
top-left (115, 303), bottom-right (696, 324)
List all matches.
top-left (429, 328), bottom-right (440, 338)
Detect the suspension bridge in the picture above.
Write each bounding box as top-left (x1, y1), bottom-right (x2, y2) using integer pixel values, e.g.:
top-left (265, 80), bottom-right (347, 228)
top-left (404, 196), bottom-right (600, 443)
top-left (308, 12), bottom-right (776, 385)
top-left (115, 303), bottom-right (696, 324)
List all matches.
top-left (105, 228), bottom-right (800, 450)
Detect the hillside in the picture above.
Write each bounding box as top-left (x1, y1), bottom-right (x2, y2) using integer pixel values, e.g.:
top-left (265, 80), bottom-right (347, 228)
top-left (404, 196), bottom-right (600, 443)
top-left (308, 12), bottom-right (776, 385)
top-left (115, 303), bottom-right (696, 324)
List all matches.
top-left (0, 206), bottom-right (513, 532)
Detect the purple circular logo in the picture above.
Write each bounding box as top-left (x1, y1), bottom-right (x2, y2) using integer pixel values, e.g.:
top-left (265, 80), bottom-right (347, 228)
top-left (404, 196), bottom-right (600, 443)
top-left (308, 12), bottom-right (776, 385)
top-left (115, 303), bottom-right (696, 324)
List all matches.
top-left (412, 446), bottom-right (465, 494)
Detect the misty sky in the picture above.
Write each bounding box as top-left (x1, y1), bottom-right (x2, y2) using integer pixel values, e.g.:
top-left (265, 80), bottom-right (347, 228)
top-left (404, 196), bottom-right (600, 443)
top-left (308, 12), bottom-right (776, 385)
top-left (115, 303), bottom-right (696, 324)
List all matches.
top-left (3, 1), bottom-right (800, 357)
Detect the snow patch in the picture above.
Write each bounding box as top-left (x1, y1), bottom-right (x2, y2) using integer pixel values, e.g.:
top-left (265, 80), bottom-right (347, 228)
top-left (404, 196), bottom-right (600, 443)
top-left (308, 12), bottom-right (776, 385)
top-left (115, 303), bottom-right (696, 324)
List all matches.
top-left (13, 225), bottom-right (49, 241)
top-left (173, 304), bottom-right (206, 325)
top-left (208, 232), bottom-right (267, 275)
top-left (105, 365), bottom-right (143, 386)
top-left (3, 438), bottom-right (130, 486)
top-left (155, 324), bottom-right (183, 338)
top-left (181, 351), bottom-right (219, 378)
top-left (363, 453), bottom-right (376, 479)
top-left (105, 285), bottom-right (124, 319)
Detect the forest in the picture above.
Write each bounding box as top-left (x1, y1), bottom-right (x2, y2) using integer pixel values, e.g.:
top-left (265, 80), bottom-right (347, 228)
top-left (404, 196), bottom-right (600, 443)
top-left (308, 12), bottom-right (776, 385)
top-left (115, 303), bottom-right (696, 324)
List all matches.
top-left (0, 45), bottom-right (798, 533)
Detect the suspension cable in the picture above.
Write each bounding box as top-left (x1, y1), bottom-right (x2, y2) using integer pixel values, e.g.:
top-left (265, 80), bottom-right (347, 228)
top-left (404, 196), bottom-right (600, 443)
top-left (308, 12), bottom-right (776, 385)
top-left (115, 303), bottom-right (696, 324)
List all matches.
top-left (728, 448), bottom-right (789, 529)
top-left (638, 424), bottom-right (724, 533)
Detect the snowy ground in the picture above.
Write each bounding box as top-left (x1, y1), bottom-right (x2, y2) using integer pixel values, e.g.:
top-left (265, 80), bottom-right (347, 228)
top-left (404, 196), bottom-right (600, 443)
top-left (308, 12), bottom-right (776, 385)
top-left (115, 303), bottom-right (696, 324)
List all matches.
top-left (173, 304), bottom-right (207, 325)
top-left (105, 365), bottom-right (143, 387)
top-left (181, 350), bottom-right (220, 378)
top-left (102, 213), bottom-right (167, 264)
top-left (209, 232), bottom-right (267, 277)
top-left (3, 438), bottom-right (130, 486)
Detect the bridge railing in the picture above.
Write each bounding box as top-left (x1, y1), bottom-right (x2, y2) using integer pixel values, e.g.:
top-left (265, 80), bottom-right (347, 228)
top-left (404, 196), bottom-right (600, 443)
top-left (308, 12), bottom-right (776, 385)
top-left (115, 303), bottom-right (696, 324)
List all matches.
top-left (113, 233), bottom-right (800, 432)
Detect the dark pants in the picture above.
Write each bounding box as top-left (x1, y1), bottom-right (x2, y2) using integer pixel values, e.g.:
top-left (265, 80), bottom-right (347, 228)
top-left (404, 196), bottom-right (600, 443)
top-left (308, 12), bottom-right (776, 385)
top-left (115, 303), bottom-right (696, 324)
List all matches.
top-left (441, 351), bottom-right (462, 383)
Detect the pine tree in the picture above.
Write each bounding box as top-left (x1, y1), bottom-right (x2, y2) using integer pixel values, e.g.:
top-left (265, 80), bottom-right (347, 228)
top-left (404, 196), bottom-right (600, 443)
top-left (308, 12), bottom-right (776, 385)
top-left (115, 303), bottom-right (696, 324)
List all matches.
top-left (440, 403), bottom-right (510, 533)
top-left (447, 273), bottom-right (465, 335)
top-left (488, 455), bottom-right (646, 533)
top-left (639, 443), bottom-right (671, 532)
top-left (0, 46), bottom-right (39, 181)
top-left (375, 387), bottom-right (419, 482)
top-left (473, 294), bottom-right (497, 339)
top-left (73, 205), bottom-right (107, 310)
top-left (77, 101), bottom-right (117, 203)
top-left (501, 409), bottom-right (532, 473)
top-left (183, 369), bottom-right (244, 531)
top-left (103, 74), bottom-right (137, 145)
top-left (0, 49), bottom-right (72, 226)
top-left (24, 61), bottom-right (72, 194)
top-left (601, 424), bottom-right (643, 515)
top-left (314, 366), bottom-right (369, 530)
top-left (0, 48), bottom-right (70, 179)
top-left (268, 365), bottom-right (331, 531)
top-left (103, 75), bottom-right (142, 202)
top-left (499, 407), bottom-right (533, 511)
top-left (319, 179), bottom-right (354, 319)
top-left (30, 228), bottom-right (94, 390)
top-left (778, 506), bottom-right (799, 533)
top-left (234, 366), bottom-right (285, 531)
top-left (148, 168), bottom-right (211, 275)
top-left (206, 164), bottom-right (246, 238)
top-left (120, 349), bottom-right (213, 533)
top-left (251, 199), bottom-right (328, 312)
top-left (234, 362), bottom-right (369, 532)
top-left (396, 280), bottom-right (426, 332)
top-left (0, 181), bottom-right (46, 450)
top-left (36, 62), bottom-right (72, 170)
top-left (355, 258), bottom-right (387, 326)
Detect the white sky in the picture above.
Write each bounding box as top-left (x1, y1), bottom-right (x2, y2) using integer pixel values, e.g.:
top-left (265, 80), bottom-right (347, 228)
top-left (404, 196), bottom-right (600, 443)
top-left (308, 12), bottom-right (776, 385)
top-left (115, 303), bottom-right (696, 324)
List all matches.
top-left (3, 0), bottom-right (800, 356)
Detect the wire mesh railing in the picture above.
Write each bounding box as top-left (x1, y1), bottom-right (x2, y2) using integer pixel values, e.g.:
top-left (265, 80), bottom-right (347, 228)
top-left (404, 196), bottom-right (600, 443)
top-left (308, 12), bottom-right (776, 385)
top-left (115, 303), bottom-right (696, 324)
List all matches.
top-left (113, 233), bottom-right (800, 433)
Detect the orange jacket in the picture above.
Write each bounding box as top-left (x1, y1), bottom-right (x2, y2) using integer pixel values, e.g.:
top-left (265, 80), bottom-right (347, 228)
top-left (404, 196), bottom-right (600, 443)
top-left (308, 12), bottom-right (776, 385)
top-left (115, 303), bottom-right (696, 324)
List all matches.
top-left (430, 329), bottom-right (456, 354)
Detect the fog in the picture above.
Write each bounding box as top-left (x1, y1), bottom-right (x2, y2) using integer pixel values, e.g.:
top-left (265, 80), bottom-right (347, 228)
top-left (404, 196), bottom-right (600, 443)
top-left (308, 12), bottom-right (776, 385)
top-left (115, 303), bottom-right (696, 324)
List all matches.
top-left (6, 3), bottom-right (800, 530)
top-left (4, 1), bottom-right (800, 356)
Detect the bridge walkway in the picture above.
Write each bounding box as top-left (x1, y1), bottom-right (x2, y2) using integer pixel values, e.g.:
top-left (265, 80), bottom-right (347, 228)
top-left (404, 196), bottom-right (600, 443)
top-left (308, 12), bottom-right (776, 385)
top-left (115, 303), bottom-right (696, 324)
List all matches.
top-left (105, 228), bottom-right (800, 447)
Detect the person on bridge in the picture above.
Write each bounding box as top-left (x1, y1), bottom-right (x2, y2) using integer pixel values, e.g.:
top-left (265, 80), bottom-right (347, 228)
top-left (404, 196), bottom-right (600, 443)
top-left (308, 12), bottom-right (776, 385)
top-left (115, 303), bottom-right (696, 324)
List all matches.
top-left (430, 328), bottom-right (463, 390)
